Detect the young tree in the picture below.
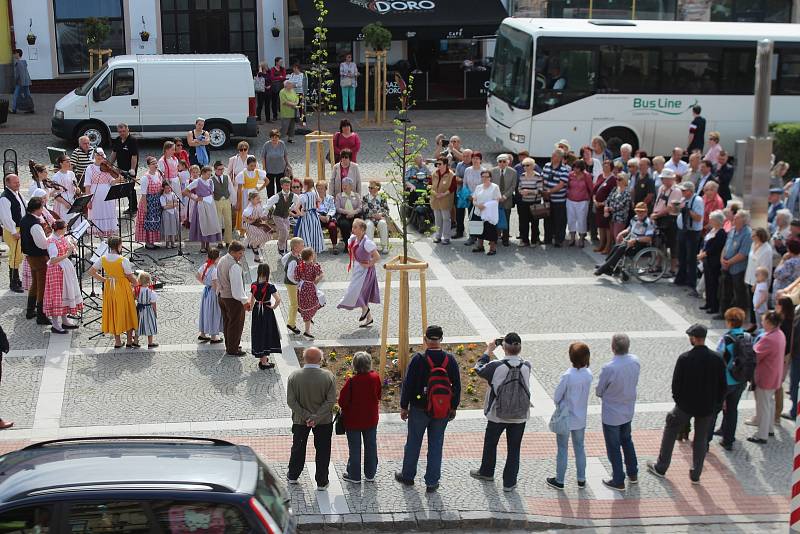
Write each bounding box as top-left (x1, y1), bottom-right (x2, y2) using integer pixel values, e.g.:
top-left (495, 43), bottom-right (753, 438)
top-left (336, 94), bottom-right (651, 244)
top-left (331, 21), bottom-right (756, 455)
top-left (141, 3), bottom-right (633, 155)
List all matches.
top-left (306, 0), bottom-right (335, 133)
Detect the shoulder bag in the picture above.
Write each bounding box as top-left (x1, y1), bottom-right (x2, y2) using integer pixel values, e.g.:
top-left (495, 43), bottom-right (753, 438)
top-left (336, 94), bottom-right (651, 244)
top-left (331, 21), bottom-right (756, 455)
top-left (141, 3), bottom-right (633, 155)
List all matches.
top-left (548, 401), bottom-right (570, 435)
top-left (456, 185), bottom-right (471, 209)
top-left (334, 380), bottom-right (352, 435)
top-left (530, 198), bottom-right (550, 219)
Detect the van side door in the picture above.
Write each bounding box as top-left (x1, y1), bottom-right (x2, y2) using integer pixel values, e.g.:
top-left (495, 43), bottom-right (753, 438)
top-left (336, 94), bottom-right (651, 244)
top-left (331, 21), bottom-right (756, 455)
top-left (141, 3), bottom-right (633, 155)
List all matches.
top-left (89, 66), bottom-right (140, 137)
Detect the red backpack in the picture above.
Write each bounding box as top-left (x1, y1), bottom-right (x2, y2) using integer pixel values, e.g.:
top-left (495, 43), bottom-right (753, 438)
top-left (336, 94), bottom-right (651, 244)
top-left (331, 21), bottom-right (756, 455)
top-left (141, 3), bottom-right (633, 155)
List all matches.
top-left (426, 355), bottom-right (453, 419)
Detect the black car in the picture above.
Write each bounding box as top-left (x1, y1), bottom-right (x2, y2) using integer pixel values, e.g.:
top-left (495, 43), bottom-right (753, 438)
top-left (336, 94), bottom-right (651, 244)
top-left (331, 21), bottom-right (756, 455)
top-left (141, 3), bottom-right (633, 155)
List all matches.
top-left (0, 436), bottom-right (295, 533)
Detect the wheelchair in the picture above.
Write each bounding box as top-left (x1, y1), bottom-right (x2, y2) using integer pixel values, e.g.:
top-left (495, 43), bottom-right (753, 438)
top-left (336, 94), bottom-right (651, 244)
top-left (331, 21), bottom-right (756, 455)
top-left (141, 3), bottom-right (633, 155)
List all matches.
top-left (611, 230), bottom-right (668, 284)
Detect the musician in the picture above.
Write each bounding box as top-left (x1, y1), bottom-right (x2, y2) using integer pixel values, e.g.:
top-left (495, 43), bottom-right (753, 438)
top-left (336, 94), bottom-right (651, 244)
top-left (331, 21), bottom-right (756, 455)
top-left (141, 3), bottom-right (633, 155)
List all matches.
top-left (0, 174), bottom-right (26, 292)
top-left (51, 155), bottom-right (78, 220)
top-left (69, 135), bottom-right (93, 188)
top-left (84, 148), bottom-right (119, 237)
top-left (20, 197), bottom-right (51, 325)
top-left (28, 161), bottom-right (49, 198)
top-left (109, 123), bottom-right (139, 215)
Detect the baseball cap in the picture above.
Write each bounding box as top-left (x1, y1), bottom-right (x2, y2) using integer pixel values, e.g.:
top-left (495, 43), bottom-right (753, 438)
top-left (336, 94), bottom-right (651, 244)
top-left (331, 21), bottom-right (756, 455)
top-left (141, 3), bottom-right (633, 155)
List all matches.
top-left (425, 324), bottom-right (443, 341)
top-left (685, 323), bottom-right (708, 338)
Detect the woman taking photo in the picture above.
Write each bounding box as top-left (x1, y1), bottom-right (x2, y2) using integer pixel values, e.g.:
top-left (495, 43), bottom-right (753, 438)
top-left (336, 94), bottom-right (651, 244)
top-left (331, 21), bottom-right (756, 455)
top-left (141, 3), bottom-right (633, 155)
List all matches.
top-left (331, 149), bottom-right (362, 198)
top-left (698, 210), bottom-right (727, 315)
top-left (333, 119), bottom-right (361, 163)
top-left (338, 351), bottom-right (381, 483)
top-left (470, 170), bottom-right (502, 256)
top-left (593, 160), bottom-right (617, 253)
top-left (336, 178), bottom-right (362, 245)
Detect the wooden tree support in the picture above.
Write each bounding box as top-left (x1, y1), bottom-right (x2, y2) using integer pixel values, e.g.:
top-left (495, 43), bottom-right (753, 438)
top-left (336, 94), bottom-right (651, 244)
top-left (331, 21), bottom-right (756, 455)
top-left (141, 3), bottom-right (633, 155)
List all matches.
top-left (89, 48), bottom-right (112, 76)
top-left (304, 131), bottom-right (334, 181)
top-left (379, 255), bottom-right (429, 379)
top-left (364, 50), bottom-right (388, 125)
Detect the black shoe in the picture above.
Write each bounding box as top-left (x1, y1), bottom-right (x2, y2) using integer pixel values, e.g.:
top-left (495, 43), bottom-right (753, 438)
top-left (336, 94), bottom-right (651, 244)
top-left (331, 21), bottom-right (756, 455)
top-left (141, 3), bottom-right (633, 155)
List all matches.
top-left (545, 477), bottom-right (564, 490)
top-left (602, 479), bottom-right (625, 491)
top-left (50, 327), bottom-right (67, 334)
top-left (689, 470), bottom-right (701, 485)
top-left (712, 428), bottom-right (723, 437)
top-left (687, 290), bottom-right (700, 298)
top-left (699, 304), bottom-right (709, 310)
top-left (287, 324), bottom-right (301, 335)
top-left (746, 436), bottom-right (767, 445)
top-left (706, 309), bottom-right (719, 315)
top-left (36, 308), bottom-right (51, 325)
top-left (62, 323), bottom-right (79, 330)
top-left (577, 480), bottom-right (586, 488)
top-left (646, 461), bottom-right (665, 478)
top-left (502, 240), bottom-right (509, 247)
top-left (781, 412), bottom-right (796, 421)
top-left (719, 440), bottom-right (734, 451)
top-left (25, 296), bottom-right (36, 319)
top-left (426, 483), bottom-right (439, 493)
top-left (628, 474), bottom-right (638, 485)
top-left (226, 350), bottom-right (247, 357)
top-left (394, 471), bottom-right (414, 486)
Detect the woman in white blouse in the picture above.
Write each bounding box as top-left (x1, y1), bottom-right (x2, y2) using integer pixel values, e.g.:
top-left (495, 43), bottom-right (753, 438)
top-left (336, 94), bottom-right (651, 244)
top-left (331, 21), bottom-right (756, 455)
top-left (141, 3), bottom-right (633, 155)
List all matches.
top-left (745, 227), bottom-right (774, 322)
top-left (547, 342), bottom-right (592, 491)
top-left (470, 170), bottom-right (502, 256)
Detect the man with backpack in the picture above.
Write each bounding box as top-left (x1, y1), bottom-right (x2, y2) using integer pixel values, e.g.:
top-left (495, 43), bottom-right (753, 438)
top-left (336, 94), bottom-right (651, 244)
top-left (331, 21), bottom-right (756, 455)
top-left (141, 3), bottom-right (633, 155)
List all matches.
top-left (396, 325), bottom-right (461, 493)
top-left (707, 307), bottom-right (753, 451)
top-left (647, 324), bottom-right (726, 485)
top-left (469, 333), bottom-right (531, 492)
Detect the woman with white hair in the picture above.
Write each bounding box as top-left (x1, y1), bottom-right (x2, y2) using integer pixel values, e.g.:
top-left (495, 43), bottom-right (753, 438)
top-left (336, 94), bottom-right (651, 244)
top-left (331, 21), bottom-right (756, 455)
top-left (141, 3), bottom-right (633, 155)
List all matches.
top-left (772, 208), bottom-right (793, 260)
top-left (698, 210), bottom-right (727, 314)
top-left (278, 80), bottom-right (299, 143)
top-left (338, 351), bottom-right (382, 483)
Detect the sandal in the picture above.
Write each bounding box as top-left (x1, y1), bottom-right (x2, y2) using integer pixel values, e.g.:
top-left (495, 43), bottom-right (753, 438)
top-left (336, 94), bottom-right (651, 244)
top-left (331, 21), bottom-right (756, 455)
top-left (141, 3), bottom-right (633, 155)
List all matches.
top-left (198, 335), bottom-right (211, 341)
top-left (359, 308), bottom-right (371, 321)
top-left (209, 339), bottom-right (224, 344)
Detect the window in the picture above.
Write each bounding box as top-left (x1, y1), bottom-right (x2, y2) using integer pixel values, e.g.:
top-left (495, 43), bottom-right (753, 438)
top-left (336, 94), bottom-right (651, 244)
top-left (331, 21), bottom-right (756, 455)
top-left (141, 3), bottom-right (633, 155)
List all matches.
top-left (720, 48), bottom-right (756, 94)
top-left (710, 0), bottom-right (792, 22)
top-left (66, 501), bottom-right (150, 533)
top-left (0, 505), bottom-right (52, 533)
top-left (94, 72), bottom-right (112, 101)
top-left (534, 39), bottom-right (596, 113)
top-left (255, 462), bottom-right (291, 530)
top-left (662, 49), bottom-right (721, 94)
top-left (546, 0), bottom-right (677, 20)
top-left (489, 25), bottom-right (533, 109)
top-left (112, 68), bottom-right (135, 96)
top-left (53, 0), bottom-right (125, 75)
top-left (598, 46), bottom-right (661, 93)
top-left (152, 501), bottom-right (250, 533)
top-left (777, 48), bottom-right (800, 95)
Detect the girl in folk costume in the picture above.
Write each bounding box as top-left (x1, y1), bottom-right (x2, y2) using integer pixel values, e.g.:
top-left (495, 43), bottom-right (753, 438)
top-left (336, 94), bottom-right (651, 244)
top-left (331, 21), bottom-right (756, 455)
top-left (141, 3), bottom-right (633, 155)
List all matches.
top-left (85, 148), bottom-right (119, 237)
top-left (158, 140), bottom-right (181, 211)
top-left (175, 160), bottom-right (190, 222)
top-left (196, 248), bottom-right (223, 344)
top-left (183, 166), bottom-right (222, 253)
top-left (249, 263), bottom-right (282, 370)
top-left (136, 156), bottom-right (163, 249)
top-left (235, 155), bottom-right (266, 233)
top-left (228, 141), bottom-right (253, 232)
top-left (296, 246), bottom-right (324, 339)
top-left (185, 164), bottom-right (200, 224)
top-left (51, 154), bottom-right (78, 220)
top-left (44, 220), bottom-right (83, 334)
top-left (133, 271), bottom-right (159, 349)
top-left (242, 191), bottom-right (273, 263)
top-left (293, 177), bottom-right (325, 253)
top-left (87, 237), bottom-right (138, 349)
top-left (160, 181), bottom-right (180, 248)
top-left (338, 218), bottom-right (380, 328)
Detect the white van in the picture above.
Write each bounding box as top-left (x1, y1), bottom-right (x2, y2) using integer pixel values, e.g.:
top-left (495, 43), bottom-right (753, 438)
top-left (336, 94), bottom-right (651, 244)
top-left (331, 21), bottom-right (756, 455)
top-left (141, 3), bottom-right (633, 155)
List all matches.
top-left (52, 54), bottom-right (258, 148)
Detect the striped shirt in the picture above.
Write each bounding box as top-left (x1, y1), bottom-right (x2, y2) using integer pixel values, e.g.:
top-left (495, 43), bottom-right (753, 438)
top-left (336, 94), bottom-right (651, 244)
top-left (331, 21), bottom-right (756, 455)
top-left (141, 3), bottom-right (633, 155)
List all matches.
top-left (70, 147), bottom-right (93, 185)
top-left (542, 163), bottom-right (570, 203)
top-left (517, 173), bottom-right (544, 204)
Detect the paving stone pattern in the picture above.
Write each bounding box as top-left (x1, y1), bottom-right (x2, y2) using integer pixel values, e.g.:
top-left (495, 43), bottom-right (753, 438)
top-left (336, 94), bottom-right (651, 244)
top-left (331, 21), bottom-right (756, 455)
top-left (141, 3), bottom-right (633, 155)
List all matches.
top-left (0, 356), bottom-right (44, 429)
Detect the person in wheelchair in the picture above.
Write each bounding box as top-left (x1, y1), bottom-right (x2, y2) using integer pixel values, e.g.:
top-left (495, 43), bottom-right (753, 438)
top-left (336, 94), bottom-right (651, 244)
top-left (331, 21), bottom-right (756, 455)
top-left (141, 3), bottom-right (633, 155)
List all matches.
top-left (594, 202), bottom-right (654, 277)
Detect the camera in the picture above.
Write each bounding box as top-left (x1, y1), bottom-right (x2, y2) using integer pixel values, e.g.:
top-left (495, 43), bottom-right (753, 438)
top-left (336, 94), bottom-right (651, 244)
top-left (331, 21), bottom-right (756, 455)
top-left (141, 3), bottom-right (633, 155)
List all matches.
top-left (441, 138), bottom-right (449, 148)
top-left (494, 337), bottom-right (504, 346)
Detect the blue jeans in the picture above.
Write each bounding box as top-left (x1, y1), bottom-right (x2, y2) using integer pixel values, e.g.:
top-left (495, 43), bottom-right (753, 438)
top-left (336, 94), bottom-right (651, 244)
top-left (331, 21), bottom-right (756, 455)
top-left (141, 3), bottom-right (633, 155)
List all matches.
top-left (602, 421), bottom-right (638, 485)
top-left (345, 427), bottom-right (378, 481)
top-left (477, 420), bottom-right (526, 488)
top-left (707, 382), bottom-right (746, 445)
top-left (556, 428), bottom-right (586, 484)
top-left (341, 86), bottom-right (355, 112)
top-left (11, 85), bottom-right (30, 112)
top-left (401, 406), bottom-right (449, 486)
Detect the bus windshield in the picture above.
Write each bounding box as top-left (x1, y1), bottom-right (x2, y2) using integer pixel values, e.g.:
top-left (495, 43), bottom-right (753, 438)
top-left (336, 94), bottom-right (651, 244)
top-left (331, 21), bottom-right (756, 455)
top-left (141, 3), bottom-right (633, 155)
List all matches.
top-left (489, 25), bottom-right (533, 109)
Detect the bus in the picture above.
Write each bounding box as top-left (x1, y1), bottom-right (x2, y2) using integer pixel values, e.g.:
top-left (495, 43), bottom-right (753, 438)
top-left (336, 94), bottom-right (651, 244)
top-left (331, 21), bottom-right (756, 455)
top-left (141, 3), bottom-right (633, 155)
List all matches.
top-left (486, 18), bottom-right (800, 158)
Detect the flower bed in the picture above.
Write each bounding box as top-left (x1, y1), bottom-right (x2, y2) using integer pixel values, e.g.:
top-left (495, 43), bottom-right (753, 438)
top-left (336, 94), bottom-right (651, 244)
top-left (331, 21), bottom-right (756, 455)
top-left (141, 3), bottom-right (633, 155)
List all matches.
top-left (294, 343), bottom-right (490, 413)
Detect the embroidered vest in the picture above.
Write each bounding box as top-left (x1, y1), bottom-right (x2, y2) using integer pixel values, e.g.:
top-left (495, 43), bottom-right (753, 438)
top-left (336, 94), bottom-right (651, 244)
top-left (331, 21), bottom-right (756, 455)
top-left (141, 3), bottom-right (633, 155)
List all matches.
top-left (212, 175), bottom-right (230, 200)
top-left (273, 192), bottom-right (295, 218)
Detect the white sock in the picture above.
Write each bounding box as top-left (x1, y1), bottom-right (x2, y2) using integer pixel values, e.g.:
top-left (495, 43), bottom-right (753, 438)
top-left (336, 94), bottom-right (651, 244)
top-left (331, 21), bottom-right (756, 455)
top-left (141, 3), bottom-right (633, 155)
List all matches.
top-left (52, 316), bottom-right (63, 331)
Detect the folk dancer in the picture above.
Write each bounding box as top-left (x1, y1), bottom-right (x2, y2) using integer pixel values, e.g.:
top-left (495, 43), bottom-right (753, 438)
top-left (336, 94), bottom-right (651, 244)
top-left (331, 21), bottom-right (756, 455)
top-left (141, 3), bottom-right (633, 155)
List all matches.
top-left (234, 155), bottom-right (266, 236)
top-left (44, 219), bottom-right (82, 334)
top-left (337, 218), bottom-right (380, 328)
top-left (0, 174), bottom-right (27, 292)
top-left (87, 236), bottom-right (138, 348)
top-left (136, 156), bottom-right (163, 249)
top-left (184, 166), bottom-right (223, 253)
top-left (265, 177), bottom-right (297, 255)
top-left (20, 197), bottom-right (52, 325)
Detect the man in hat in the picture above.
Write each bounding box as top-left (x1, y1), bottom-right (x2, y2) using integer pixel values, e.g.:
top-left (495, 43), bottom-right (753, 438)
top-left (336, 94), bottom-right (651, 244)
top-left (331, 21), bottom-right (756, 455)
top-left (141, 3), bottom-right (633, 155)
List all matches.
top-left (650, 168), bottom-right (681, 275)
top-left (396, 325), bottom-right (461, 493)
top-left (674, 181), bottom-right (704, 293)
top-left (768, 187), bottom-right (785, 229)
top-left (594, 202), bottom-right (653, 278)
top-left (469, 333), bottom-right (531, 492)
top-left (647, 324), bottom-right (725, 485)
top-left (491, 154), bottom-right (518, 246)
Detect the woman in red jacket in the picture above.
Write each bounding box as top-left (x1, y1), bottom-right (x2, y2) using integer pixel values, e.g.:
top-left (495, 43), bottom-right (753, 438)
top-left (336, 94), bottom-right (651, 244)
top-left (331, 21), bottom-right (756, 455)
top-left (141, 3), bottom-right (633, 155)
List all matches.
top-left (338, 351), bottom-right (382, 483)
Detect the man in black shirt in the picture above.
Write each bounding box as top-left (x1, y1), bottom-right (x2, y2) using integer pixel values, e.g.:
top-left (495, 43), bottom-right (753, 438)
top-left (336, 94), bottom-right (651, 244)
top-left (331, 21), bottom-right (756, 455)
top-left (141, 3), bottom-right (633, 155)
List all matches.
top-left (715, 150), bottom-right (734, 205)
top-left (647, 324), bottom-right (725, 484)
top-left (109, 123), bottom-right (139, 214)
top-left (687, 105), bottom-right (706, 154)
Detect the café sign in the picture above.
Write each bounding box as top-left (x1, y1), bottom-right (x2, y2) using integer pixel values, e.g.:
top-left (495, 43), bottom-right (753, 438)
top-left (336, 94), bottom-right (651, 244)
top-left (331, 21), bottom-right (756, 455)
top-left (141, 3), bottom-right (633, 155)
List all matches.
top-left (351, 0), bottom-right (436, 14)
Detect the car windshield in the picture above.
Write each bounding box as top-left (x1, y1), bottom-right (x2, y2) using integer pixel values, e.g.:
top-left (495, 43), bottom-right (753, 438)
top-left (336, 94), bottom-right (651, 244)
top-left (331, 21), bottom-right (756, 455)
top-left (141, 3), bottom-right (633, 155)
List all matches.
top-left (75, 65), bottom-right (109, 96)
top-left (489, 25), bottom-right (534, 109)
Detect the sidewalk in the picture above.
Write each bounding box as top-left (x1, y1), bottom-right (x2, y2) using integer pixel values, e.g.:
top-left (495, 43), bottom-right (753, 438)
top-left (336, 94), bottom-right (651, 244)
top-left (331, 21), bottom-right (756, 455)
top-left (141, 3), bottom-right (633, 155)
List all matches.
top-left (0, 93), bottom-right (486, 136)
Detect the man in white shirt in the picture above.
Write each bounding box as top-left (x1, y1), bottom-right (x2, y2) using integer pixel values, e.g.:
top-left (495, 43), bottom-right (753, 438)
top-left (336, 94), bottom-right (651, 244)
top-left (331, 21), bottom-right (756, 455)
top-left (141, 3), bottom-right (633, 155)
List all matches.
top-left (216, 241), bottom-right (251, 356)
top-left (664, 147), bottom-right (689, 180)
top-left (0, 174), bottom-right (27, 292)
top-left (19, 197), bottom-right (51, 325)
top-left (596, 333), bottom-right (640, 492)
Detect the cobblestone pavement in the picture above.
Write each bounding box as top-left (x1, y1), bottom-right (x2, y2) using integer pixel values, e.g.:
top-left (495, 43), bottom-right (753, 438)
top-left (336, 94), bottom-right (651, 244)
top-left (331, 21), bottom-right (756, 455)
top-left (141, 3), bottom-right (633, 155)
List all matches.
top-left (0, 122), bottom-right (791, 531)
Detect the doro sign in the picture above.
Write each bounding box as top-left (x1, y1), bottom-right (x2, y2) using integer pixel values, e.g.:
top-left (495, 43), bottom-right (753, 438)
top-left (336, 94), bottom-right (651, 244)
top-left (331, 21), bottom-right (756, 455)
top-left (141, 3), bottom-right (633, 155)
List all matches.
top-left (372, 1), bottom-right (436, 13)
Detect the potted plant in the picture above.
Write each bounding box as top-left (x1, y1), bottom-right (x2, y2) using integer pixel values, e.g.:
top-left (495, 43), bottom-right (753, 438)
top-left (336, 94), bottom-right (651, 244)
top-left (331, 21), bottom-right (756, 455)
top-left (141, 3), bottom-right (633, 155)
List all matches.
top-left (85, 17), bottom-right (111, 49)
top-left (361, 22), bottom-right (392, 51)
top-left (140, 30), bottom-right (150, 42)
top-left (271, 26), bottom-right (280, 37)
top-left (26, 33), bottom-right (36, 45)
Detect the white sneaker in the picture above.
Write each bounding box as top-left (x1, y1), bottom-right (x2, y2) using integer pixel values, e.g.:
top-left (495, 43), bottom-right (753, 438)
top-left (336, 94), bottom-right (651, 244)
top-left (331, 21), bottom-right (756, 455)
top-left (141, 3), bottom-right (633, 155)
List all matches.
top-left (503, 484), bottom-right (517, 492)
top-left (287, 478), bottom-right (299, 485)
top-left (317, 483), bottom-right (329, 491)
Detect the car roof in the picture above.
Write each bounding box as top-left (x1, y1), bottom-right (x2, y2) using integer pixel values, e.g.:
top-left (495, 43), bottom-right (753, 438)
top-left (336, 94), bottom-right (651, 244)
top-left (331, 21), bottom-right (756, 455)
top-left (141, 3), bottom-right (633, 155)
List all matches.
top-left (0, 437), bottom-right (259, 503)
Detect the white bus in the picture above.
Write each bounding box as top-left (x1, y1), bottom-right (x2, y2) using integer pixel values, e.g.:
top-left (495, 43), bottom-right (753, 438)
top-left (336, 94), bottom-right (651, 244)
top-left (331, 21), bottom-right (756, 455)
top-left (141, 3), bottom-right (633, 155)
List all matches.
top-left (486, 18), bottom-right (800, 158)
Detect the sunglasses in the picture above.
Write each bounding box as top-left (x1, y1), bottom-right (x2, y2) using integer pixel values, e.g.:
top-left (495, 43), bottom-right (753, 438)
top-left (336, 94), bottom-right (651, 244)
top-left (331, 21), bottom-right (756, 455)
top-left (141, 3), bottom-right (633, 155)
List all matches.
top-left (291, 185), bottom-right (301, 189)
top-left (239, 148), bottom-right (247, 152)
top-left (523, 164), bottom-right (533, 168)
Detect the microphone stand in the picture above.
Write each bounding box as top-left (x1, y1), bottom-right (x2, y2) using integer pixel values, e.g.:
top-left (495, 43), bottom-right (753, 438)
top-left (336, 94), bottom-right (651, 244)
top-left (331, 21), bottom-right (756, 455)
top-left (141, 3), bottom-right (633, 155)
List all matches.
top-left (159, 191), bottom-right (193, 265)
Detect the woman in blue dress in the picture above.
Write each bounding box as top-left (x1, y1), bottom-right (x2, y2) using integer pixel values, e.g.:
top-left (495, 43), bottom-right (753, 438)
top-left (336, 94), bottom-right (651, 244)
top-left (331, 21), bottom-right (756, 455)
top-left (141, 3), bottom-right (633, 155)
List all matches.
top-left (196, 249), bottom-right (224, 344)
top-left (293, 177), bottom-right (325, 253)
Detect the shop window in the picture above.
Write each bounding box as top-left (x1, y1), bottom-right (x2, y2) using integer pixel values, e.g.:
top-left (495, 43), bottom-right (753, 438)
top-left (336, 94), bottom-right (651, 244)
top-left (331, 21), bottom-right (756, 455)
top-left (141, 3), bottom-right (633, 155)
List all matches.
top-left (710, 0), bottom-right (792, 22)
top-left (53, 0), bottom-right (125, 75)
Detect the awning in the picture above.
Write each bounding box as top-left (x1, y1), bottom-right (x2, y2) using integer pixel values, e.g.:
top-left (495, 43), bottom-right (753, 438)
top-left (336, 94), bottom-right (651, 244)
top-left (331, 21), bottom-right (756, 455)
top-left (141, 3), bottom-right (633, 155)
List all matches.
top-left (298, 0), bottom-right (508, 42)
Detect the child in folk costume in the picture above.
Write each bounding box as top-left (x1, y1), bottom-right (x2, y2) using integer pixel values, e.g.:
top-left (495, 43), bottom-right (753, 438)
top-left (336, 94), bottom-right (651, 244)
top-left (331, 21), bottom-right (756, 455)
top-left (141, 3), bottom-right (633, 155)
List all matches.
top-left (296, 246), bottom-right (324, 339)
top-left (337, 218), bottom-right (381, 328)
top-left (185, 164), bottom-right (201, 224)
top-left (44, 220), bottom-right (83, 334)
top-left (133, 271), bottom-right (159, 349)
top-left (281, 237), bottom-right (304, 335)
top-left (160, 181), bottom-right (180, 248)
top-left (87, 237), bottom-right (138, 349)
top-left (196, 248), bottom-right (224, 344)
top-left (293, 177), bottom-right (325, 253)
top-left (249, 263), bottom-right (282, 370)
top-left (136, 156), bottom-right (163, 249)
top-left (158, 141), bottom-right (180, 195)
top-left (51, 154), bottom-right (77, 221)
top-left (212, 160), bottom-right (234, 248)
top-left (183, 166), bottom-right (222, 253)
top-left (228, 141), bottom-right (253, 232)
top-left (242, 191), bottom-right (273, 263)
top-left (265, 177), bottom-right (297, 255)
top-left (235, 155), bottom-right (267, 236)
top-left (174, 138), bottom-right (191, 168)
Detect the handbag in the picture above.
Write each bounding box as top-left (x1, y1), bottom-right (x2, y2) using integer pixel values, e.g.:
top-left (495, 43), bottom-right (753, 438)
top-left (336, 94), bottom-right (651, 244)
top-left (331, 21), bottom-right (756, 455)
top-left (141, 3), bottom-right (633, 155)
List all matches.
top-left (334, 381), bottom-right (351, 435)
top-left (468, 217), bottom-right (485, 236)
top-left (254, 76), bottom-right (266, 93)
top-left (317, 287), bottom-right (326, 307)
top-left (340, 76), bottom-right (354, 88)
top-left (529, 199), bottom-right (550, 219)
top-left (456, 185), bottom-right (471, 209)
top-left (548, 402), bottom-right (570, 435)
top-left (496, 208), bottom-right (508, 231)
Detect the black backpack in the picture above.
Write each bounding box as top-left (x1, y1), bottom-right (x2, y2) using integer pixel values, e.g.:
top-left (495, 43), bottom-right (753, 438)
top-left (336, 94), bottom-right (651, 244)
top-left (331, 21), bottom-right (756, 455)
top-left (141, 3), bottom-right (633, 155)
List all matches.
top-left (724, 332), bottom-right (756, 383)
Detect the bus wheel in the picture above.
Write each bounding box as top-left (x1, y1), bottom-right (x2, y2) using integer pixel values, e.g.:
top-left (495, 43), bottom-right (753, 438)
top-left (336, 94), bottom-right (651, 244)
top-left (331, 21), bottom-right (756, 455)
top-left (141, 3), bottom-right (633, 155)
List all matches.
top-left (601, 127), bottom-right (638, 154)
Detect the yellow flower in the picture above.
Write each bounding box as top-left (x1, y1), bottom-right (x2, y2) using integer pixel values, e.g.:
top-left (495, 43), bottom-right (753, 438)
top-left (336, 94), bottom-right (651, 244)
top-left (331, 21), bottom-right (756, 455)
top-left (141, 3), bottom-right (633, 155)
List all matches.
top-left (468, 368), bottom-right (476, 375)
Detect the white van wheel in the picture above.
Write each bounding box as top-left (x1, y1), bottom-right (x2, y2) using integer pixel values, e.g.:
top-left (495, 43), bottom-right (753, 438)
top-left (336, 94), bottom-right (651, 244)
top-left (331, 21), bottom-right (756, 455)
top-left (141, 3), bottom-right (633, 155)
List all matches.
top-left (207, 124), bottom-right (230, 149)
top-left (77, 123), bottom-right (107, 147)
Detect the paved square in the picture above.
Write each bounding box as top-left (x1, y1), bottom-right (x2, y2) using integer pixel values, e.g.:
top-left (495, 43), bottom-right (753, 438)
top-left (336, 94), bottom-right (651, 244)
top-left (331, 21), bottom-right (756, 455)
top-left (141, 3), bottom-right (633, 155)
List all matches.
top-left (0, 356), bottom-right (44, 429)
